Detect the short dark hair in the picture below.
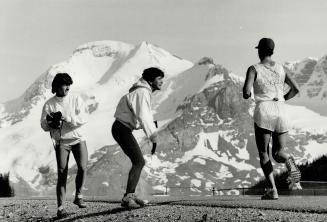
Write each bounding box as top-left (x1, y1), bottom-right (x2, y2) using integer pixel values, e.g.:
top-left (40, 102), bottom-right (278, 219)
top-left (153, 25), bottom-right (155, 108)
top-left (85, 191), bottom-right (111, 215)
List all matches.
top-left (258, 48), bottom-right (274, 57)
top-left (51, 73), bottom-right (73, 94)
top-left (142, 67), bottom-right (164, 82)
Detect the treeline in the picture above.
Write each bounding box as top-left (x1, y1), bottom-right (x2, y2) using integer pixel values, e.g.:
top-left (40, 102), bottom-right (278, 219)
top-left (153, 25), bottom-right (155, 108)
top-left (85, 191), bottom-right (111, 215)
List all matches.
top-left (0, 173), bottom-right (15, 197)
top-left (246, 155), bottom-right (327, 194)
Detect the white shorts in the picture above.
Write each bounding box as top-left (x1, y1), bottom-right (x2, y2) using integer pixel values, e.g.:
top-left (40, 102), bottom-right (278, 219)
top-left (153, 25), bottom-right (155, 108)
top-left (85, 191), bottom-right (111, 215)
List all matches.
top-left (253, 101), bottom-right (289, 133)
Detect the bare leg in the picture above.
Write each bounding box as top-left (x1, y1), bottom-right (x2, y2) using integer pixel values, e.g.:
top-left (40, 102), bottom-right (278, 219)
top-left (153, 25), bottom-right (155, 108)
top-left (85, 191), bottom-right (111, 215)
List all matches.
top-left (55, 145), bottom-right (70, 207)
top-left (71, 141), bottom-right (88, 197)
top-left (271, 132), bottom-right (289, 163)
top-left (271, 132), bottom-right (301, 189)
top-left (254, 124), bottom-right (276, 190)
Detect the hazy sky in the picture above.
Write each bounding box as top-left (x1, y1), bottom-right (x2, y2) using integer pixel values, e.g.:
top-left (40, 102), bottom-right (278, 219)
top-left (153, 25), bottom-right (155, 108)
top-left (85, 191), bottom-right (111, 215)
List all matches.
top-left (1, 0), bottom-right (327, 102)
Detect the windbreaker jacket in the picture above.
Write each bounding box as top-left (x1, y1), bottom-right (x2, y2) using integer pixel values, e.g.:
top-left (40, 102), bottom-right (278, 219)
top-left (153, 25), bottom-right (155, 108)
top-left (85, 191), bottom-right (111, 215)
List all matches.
top-left (40, 93), bottom-right (88, 145)
top-left (114, 78), bottom-right (157, 139)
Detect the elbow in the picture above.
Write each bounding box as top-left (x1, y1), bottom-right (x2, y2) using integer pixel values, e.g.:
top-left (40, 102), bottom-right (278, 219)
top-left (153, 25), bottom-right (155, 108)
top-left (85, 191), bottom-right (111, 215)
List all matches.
top-left (41, 126), bottom-right (50, 132)
top-left (40, 122), bottom-right (49, 131)
top-left (294, 87), bottom-right (299, 95)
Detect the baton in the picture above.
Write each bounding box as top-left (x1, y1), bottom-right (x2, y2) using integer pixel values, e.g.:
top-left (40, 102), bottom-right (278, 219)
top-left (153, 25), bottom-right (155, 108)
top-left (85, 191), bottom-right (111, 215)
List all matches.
top-left (151, 121), bottom-right (158, 155)
top-left (151, 143), bottom-right (157, 155)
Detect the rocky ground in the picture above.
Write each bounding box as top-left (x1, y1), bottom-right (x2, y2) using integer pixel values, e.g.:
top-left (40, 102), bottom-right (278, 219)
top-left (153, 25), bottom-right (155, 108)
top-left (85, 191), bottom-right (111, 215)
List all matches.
top-left (1, 196), bottom-right (327, 222)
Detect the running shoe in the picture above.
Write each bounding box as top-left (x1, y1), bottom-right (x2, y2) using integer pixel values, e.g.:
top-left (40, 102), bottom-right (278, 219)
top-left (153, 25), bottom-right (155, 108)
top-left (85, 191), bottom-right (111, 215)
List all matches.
top-left (73, 197), bottom-right (87, 208)
top-left (261, 189), bottom-right (278, 200)
top-left (285, 156), bottom-right (301, 189)
top-left (289, 181), bottom-right (303, 190)
top-left (130, 193), bottom-right (148, 207)
top-left (57, 208), bottom-right (68, 219)
top-left (121, 193), bottom-right (140, 209)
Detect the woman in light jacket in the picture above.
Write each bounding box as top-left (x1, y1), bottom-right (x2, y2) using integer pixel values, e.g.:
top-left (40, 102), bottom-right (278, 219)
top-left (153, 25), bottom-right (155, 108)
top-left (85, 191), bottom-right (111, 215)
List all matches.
top-left (112, 67), bottom-right (164, 208)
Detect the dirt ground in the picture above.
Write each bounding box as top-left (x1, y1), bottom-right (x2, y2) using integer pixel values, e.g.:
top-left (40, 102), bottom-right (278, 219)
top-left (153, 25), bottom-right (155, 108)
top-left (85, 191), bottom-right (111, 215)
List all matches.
top-left (1, 196), bottom-right (327, 222)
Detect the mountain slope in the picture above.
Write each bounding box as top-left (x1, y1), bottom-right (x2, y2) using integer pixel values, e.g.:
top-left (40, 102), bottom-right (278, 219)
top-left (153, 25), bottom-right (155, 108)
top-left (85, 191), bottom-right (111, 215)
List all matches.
top-left (285, 55), bottom-right (327, 115)
top-left (0, 40), bottom-right (193, 195)
top-left (63, 59), bottom-right (327, 197)
top-left (1, 40), bottom-right (327, 196)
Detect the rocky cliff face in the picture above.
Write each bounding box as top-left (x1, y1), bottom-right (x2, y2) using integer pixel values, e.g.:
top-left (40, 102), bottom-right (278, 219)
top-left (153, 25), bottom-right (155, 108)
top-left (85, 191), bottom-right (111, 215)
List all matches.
top-left (285, 55), bottom-right (327, 115)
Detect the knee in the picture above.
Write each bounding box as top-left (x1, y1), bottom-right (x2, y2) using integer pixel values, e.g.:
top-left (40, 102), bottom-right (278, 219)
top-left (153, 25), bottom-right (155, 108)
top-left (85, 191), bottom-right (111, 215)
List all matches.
top-left (77, 165), bottom-right (87, 174)
top-left (57, 167), bottom-right (68, 176)
top-left (272, 152), bottom-right (281, 163)
top-left (57, 168), bottom-right (68, 183)
top-left (133, 158), bottom-right (145, 169)
top-left (272, 150), bottom-right (287, 163)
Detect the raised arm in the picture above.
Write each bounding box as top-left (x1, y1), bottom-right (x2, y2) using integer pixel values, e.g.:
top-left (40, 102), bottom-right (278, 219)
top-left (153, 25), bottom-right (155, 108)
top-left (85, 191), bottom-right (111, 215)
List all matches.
top-left (243, 66), bottom-right (256, 99)
top-left (283, 72), bottom-right (299, 101)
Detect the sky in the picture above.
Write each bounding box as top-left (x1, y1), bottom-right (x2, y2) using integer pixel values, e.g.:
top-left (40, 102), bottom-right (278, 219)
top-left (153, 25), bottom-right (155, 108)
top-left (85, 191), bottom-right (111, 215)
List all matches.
top-left (1, 0), bottom-right (327, 102)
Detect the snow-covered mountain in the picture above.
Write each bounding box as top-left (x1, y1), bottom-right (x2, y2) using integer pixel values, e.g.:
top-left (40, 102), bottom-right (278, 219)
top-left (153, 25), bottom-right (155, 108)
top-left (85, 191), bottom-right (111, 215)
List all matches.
top-left (1, 40), bottom-right (327, 197)
top-left (0, 40), bottom-right (193, 194)
top-left (68, 58), bottom-right (327, 198)
top-left (284, 55), bottom-right (327, 115)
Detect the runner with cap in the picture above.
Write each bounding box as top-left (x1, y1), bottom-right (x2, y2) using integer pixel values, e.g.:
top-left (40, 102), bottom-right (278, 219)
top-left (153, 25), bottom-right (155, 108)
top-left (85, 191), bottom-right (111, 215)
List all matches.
top-left (243, 38), bottom-right (302, 200)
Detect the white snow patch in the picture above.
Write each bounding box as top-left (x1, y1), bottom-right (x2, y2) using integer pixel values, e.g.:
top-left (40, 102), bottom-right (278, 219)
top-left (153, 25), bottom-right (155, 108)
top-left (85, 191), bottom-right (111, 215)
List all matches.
top-left (176, 131), bottom-right (255, 171)
top-left (194, 172), bottom-right (204, 179)
top-left (152, 185), bottom-right (166, 192)
top-left (176, 175), bottom-right (190, 180)
top-left (102, 182), bottom-right (109, 187)
top-left (302, 140), bottom-right (327, 162)
top-left (191, 179), bottom-right (201, 187)
top-left (194, 158), bottom-right (206, 165)
top-left (205, 181), bottom-right (215, 188)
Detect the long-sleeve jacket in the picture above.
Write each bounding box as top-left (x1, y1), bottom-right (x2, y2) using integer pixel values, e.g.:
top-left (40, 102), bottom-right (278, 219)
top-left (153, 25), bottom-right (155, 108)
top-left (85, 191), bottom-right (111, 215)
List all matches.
top-left (114, 78), bottom-right (157, 139)
top-left (40, 93), bottom-right (88, 145)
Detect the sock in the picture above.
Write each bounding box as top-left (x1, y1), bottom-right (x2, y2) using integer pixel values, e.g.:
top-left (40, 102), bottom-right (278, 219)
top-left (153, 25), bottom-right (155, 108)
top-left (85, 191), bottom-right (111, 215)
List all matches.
top-left (76, 194), bottom-right (83, 199)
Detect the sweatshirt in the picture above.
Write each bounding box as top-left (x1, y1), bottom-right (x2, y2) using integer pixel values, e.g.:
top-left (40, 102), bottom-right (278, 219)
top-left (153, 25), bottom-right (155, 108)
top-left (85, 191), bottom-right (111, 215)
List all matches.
top-left (114, 78), bottom-right (157, 139)
top-left (40, 93), bottom-right (88, 145)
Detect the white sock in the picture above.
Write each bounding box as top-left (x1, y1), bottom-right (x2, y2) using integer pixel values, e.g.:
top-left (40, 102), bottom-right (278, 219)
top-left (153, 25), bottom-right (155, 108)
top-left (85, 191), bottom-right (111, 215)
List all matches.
top-left (58, 205), bottom-right (64, 211)
top-left (76, 194), bottom-right (83, 199)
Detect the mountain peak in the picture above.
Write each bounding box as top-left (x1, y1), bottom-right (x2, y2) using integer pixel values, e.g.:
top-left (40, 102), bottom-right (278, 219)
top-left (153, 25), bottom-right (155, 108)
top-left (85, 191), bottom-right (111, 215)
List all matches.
top-left (198, 57), bottom-right (214, 65)
top-left (317, 54), bottom-right (327, 75)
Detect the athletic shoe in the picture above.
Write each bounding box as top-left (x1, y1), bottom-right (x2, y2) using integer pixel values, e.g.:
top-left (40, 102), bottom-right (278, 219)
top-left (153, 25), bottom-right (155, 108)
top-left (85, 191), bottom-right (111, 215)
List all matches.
top-left (57, 208), bottom-right (68, 219)
top-left (121, 193), bottom-right (140, 209)
top-left (73, 197), bottom-right (87, 208)
top-left (261, 189), bottom-right (278, 200)
top-left (285, 156), bottom-right (301, 184)
top-left (289, 181), bottom-right (303, 190)
top-left (130, 193), bottom-right (147, 207)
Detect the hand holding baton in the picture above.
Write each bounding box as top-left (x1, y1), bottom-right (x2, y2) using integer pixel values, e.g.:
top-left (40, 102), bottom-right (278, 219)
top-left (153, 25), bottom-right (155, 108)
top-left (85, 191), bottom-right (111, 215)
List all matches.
top-left (151, 121), bottom-right (158, 155)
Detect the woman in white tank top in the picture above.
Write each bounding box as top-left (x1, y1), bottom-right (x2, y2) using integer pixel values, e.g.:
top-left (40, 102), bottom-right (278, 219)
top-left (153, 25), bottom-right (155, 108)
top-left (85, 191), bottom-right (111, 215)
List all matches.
top-left (243, 38), bottom-right (302, 200)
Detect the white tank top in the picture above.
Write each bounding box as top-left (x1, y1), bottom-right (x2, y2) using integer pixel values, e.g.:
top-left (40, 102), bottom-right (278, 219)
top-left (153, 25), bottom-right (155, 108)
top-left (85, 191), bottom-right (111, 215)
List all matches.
top-left (253, 63), bottom-right (286, 102)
